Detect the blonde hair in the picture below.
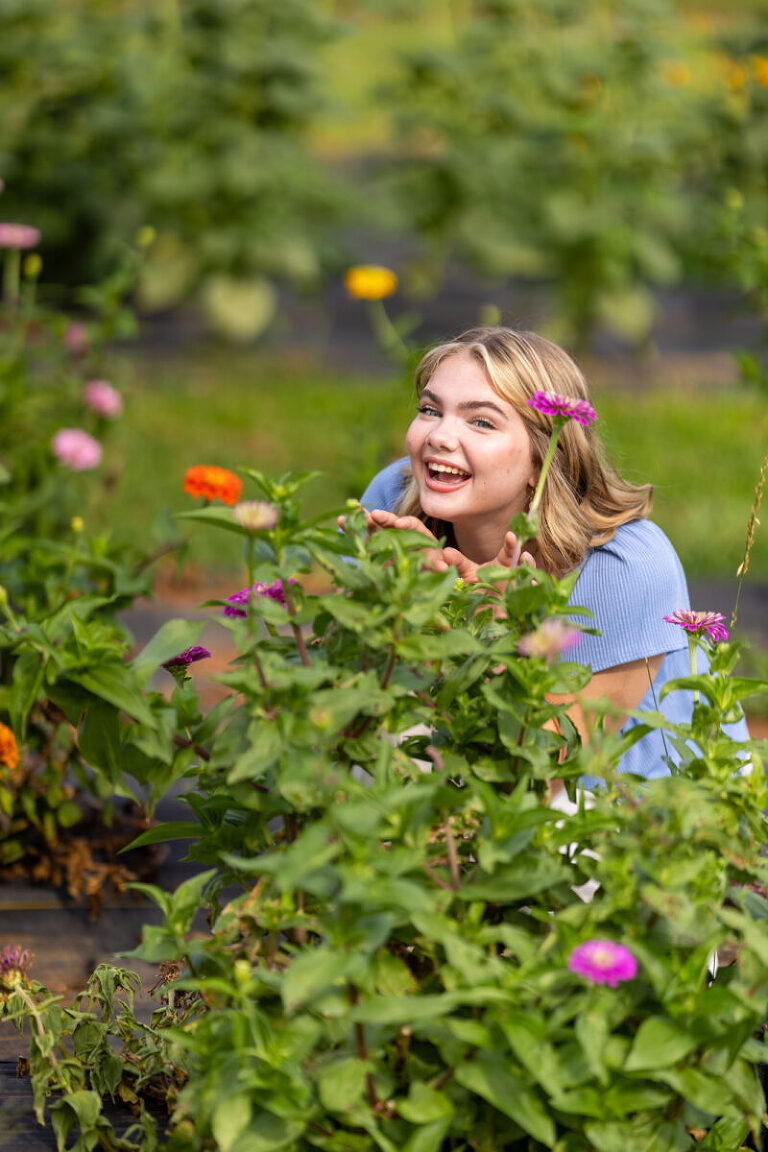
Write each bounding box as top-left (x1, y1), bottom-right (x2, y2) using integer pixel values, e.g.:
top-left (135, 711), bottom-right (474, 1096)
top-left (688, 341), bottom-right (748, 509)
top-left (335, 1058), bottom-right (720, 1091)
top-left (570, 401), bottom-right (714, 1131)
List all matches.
top-left (395, 327), bottom-right (652, 575)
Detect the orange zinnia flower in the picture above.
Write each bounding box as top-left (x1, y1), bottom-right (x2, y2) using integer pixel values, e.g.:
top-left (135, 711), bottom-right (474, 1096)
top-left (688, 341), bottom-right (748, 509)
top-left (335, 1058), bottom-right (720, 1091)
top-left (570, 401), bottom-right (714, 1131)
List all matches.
top-left (344, 265), bottom-right (398, 301)
top-left (183, 465), bottom-right (243, 506)
top-left (0, 722), bottom-right (19, 773)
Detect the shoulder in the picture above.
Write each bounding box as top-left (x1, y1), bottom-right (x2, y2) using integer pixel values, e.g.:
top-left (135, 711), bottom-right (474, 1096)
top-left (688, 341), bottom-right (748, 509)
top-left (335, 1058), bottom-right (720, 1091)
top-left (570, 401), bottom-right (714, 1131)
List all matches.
top-left (360, 457), bottom-right (410, 513)
top-left (568, 520), bottom-right (690, 671)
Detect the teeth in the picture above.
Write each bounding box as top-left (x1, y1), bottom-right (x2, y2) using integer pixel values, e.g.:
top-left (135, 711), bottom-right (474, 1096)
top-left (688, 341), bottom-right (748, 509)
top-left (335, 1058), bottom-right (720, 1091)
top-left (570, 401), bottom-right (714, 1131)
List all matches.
top-left (430, 463), bottom-right (469, 477)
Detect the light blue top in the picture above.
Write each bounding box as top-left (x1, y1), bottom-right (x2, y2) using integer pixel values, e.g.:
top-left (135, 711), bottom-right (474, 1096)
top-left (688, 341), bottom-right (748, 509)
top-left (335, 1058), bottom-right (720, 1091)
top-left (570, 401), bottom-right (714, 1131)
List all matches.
top-left (360, 458), bottom-right (749, 780)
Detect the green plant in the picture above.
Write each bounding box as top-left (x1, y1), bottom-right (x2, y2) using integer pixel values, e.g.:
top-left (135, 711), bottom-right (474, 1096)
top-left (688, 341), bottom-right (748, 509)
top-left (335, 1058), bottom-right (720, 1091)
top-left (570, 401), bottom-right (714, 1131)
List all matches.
top-left (4, 464), bottom-right (768, 1150)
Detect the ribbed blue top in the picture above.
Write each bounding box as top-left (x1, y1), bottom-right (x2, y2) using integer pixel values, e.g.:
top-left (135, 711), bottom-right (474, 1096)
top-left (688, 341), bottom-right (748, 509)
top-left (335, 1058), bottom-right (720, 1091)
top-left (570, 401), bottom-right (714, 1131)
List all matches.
top-left (360, 458), bottom-right (749, 780)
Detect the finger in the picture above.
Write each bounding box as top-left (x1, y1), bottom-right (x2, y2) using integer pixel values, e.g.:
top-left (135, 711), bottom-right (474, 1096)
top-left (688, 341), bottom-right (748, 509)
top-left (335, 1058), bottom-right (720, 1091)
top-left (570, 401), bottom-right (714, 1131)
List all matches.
top-left (392, 515), bottom-right (439, 541)
top-left (497, 531), bottom-right (521, 569)
top-left (367, 508), bottom-right (399, 528)
top-left (441, 547), bottom-right (479, 582)
top-left (520, 550), bottom-right (535, 568)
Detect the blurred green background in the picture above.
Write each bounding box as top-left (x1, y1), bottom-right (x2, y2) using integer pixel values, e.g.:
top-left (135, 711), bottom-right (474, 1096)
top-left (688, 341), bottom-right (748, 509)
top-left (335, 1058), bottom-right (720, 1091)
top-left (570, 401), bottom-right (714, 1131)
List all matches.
top-left (2, 0), bottom-right (768, 587)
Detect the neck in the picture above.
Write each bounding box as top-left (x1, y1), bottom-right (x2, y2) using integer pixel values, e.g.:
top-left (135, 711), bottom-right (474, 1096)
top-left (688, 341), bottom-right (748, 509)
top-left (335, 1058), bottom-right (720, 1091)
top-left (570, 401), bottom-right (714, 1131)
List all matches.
top-left (453, 521), bottom-right (506, 564)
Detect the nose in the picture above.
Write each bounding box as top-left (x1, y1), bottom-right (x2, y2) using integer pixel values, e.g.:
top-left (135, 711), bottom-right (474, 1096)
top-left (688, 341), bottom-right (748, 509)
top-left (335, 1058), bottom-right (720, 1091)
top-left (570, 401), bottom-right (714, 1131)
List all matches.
top-left (426, 413), bottom-right (458, 452)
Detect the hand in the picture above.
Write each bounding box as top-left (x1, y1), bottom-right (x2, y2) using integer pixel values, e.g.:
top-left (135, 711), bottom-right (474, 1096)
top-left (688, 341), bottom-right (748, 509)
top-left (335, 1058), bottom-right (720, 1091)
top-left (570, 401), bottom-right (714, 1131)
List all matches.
top-left (441, 531), bottom-right (535, 584)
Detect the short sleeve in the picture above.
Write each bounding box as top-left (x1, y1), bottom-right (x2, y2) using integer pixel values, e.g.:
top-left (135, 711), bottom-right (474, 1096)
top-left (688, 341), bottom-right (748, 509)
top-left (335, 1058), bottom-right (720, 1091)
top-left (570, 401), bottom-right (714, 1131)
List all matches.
top-left (567, 520), bottom-right (691, 673)
top-left (360, 457), bottom-right (410, 513)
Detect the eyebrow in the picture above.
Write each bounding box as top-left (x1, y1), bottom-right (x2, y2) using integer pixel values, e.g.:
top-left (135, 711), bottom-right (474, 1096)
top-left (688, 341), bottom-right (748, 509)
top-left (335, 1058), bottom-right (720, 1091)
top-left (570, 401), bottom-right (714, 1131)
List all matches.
top-left (421, 388), bottom-right (508, 418)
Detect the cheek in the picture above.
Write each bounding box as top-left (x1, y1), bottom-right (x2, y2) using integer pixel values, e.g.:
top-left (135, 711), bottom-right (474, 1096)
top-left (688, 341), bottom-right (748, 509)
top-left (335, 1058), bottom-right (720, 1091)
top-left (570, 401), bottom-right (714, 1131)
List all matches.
top-left (405, 420), bottom-right (422, 458)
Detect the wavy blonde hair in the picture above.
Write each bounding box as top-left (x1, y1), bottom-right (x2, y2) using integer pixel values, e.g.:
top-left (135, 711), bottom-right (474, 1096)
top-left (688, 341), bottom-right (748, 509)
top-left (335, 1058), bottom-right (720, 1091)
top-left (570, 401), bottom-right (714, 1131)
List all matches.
top-left (395, 327), bottom-right (652, 575)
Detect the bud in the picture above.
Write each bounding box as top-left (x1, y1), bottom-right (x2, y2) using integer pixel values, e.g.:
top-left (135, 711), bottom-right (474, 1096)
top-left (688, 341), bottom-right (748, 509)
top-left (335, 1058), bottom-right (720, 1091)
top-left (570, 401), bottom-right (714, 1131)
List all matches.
top-left (23, 253), bottom-right (42, 280)
top-left (136, 225), bottom-right (156, 249)
top-left (0, 585), bottom-right (7, 607)
top-left (233, 959), bottom-right (251, 985)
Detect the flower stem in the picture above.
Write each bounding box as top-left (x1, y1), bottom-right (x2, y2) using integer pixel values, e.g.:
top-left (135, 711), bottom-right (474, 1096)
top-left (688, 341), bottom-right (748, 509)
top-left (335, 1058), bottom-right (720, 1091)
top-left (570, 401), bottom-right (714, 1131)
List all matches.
top-left (368, 299), bottom-right (409, 363)
top-left (3, 250), bottom-right (20, 308)
top-left (688, 634), bottom-right (699, 704)
top-left (528, 422), bottom-right (563, 521)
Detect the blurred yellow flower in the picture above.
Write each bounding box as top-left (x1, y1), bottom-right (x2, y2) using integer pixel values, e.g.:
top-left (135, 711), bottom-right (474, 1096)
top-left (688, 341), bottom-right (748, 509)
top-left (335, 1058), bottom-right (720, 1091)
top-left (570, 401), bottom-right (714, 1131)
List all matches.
top-left (344, 265), bottom-right (398, 301)
top-left (0, 722), bottom-right (19, 774)
top-left (724, 59), bottom-right (747, 91)
top-left (660, 60), bottom-right (690, 88)
top-left (751, 55), bottom-right (768, 89)
top-left (71, 516), bottom-right (84, 533)
top-left (23, 253), bottom-right (42, 280)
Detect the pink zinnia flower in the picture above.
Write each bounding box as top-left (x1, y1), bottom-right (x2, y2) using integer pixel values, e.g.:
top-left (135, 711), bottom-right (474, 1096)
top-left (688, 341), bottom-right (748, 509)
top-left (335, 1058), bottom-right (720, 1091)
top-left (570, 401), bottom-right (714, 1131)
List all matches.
top-left (518, 618), bottom-right (580, 663)
top-left (568, 939), bottom-right (637, 987)
top-left (51, 428), bottom-right (102, 471)
top-left (64, 321), bottom-right (90, 356)
top-left (84, 380), bottom-right (123, 419)
top-left (232, 501), bottom-right (279, 531)
top-left (223, 578), bottom-right (294, 617)
top-left (0, 223), bottom-right (40, 250)
top-left (527, 391), bottom-right (597, 426)
top-left (663, 609), bottom-right (728, 644)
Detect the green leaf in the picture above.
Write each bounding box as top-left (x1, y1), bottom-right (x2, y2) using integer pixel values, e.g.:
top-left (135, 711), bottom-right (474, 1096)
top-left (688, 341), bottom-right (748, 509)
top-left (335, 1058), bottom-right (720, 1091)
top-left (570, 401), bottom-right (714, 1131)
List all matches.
top-left (281, 947), bottom-right (351, 1011)
top-left (398, 1081), bottom-right (454, 1124)
top-left (9, 649), bottom-right (44, 739)
top-left (402, 1118), bottom-right (453, 1152)
top-left (124, 821), bottom-right (201, 850)
top-left (316, 1057), bottom-right (368, 1114)
top-left (131, 617), bottom-right (207, 686)
top-left (213, 1092), bottom-right (252, 1152)
top-left (624, 1016), bottom-right (699, 1071)
top-left (78, 700), bottom-right (122, 780)
top-left (454, 1054), bottom-right (555, 1146)
top-left (67, 664), bottom-right (156, 725)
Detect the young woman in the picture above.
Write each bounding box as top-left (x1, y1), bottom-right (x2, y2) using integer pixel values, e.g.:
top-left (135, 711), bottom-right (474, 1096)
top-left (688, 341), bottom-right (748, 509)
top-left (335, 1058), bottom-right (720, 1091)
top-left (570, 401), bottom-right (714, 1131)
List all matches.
top-left (356, 326), bottom-right (748, 780)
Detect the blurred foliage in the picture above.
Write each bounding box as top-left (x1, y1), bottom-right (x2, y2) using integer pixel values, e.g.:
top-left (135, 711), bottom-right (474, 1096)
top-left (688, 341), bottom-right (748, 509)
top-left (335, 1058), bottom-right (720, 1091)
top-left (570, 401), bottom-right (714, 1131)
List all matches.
top-left (3, 0), bottom-right (768, 346)
top-left (0, 0), bottom-right (352, 339)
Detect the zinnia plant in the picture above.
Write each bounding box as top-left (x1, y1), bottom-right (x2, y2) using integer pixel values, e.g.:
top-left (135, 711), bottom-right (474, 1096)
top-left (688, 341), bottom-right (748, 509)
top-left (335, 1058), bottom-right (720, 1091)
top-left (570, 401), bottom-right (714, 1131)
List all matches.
top-left (51, 428), bottom-right (103, 471)
top-left (183, 464), bottom-right (242, 506)
top-left (568, 939), bottom-right (638, 987)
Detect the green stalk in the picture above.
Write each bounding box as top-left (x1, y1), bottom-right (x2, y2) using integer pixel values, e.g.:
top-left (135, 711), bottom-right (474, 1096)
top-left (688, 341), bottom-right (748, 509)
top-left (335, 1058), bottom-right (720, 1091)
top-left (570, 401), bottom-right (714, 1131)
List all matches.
top-left (528, 421), bottom-right (564, 521)
top-left (688, 634), bottom-right (699, 704)
top-left (3, 249), bottom-right (20, 307)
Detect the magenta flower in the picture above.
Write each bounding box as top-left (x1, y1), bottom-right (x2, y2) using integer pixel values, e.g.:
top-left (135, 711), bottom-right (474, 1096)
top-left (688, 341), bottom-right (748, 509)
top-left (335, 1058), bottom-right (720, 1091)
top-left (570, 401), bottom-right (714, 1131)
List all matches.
top-left (527, 391), bottom-right (597, 426)
top-left (84, 379), bottom-right (123, 419)
top-left (568, 939), bottom-right (637, 987)
top-left (223, 579), bottom-right (294, 617)
top-left (0, 944), bottom-right (33, 990)
top-left (64, 321), bottom-right (90, 356)
top-left (518, 618), bottom-right (580, 663)
top-left (663, 609), bottom-right (728, 644)
top-left (51, 428), bottom-right (102, 471)
top-left (162, 646), bottom-right (211, 670)
top-left (0, 223), bottom-right (41, 250)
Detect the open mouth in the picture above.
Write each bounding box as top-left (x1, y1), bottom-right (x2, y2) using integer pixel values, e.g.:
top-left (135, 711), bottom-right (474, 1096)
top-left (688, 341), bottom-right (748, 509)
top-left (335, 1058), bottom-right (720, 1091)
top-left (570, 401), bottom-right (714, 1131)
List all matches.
top-left (425, 461), bottom-right (471, 490)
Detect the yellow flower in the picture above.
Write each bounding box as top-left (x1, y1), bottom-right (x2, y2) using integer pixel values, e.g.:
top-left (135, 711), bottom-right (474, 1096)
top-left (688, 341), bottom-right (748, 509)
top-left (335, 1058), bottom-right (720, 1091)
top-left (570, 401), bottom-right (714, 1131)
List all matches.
top-left (724, 59), bottom-right (747, 91)
top-left (71, 516), bottom-right (84, 533)
top-left (752, 55), bottom-right (768, 89)
top-left (0, 722), bottom-right (19, 774)
top-left (660, 59), bottom-right (690, 88)
top-left (344, 265), bottom-right (398, 301)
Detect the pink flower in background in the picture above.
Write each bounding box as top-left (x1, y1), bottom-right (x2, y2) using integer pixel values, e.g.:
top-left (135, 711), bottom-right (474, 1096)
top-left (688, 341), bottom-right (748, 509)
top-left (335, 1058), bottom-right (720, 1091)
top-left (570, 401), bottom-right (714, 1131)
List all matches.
top-left (0, 223), bottom-right (40, 249)
top-left (518, 618), bottom-right (580, 663)
top-left (568, 940), bottom-right (637, 987)
top-left (84, 379), bottom-right (123, 419)
top-left (0, 944), bottom-right (33, 989)
top-left (52, 428), bottom-right (102, 471)
top-left (64, 321), bottom-right (90, 356)
top-left (663, 609), bottom-right (728, 644)
top-left (527, 391), bottom-right (597, 426)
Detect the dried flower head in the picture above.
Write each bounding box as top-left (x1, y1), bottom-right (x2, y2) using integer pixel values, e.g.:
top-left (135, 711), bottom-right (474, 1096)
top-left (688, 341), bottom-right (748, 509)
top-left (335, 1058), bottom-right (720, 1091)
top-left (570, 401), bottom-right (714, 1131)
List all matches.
top-left (223, 579), bottom-right (295, 617)
top-left (0, 722), bottom-right (19, 773)
top-left (84, 380), bottom-right (123, 419)
top-left (0, 945), bottom-right (33, 990)
top-left (51, 428), bottom-right (102, 471)
top-left (0, 223), bottom-right (41, 250)
top-left (518, 618), bottom-right (580, 663)
top-left (233, 500), bottom-right (279, 531)
top-left (527, 391), bottom-right (597, 427)
top-left (568, 939), bottom-right (637, 987)
top-left (663, 609), bottom-right (728, 644)
top-left (183, 465), bottom-right (242, 506)
top-left (344, 264), bottom-right (398, 301)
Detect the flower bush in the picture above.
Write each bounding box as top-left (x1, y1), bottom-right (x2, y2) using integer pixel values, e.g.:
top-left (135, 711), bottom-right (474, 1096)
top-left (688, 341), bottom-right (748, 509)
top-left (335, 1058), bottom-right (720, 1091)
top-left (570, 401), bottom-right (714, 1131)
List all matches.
top-left (2, 463), bottom-right (768, 1151)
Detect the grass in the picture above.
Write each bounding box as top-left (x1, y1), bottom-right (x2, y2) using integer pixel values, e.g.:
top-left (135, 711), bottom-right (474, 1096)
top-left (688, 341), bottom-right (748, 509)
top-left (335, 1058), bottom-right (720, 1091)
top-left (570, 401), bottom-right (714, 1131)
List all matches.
top-left (100, 344), bottom-right (768, 594)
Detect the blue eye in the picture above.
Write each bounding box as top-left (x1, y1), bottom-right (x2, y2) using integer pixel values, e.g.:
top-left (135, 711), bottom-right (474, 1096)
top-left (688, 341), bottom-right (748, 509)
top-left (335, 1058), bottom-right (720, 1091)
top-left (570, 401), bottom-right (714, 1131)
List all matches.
top-left (473, 417), bottom-right (495, 430)
top-left (417, 404), bottom-right (439, 416)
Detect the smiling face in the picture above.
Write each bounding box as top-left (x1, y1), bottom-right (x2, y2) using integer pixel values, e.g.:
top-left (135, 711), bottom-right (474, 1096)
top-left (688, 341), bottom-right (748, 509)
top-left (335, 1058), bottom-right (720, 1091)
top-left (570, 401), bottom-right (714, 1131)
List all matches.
top-left (405, 351), bottom-right (537, 561)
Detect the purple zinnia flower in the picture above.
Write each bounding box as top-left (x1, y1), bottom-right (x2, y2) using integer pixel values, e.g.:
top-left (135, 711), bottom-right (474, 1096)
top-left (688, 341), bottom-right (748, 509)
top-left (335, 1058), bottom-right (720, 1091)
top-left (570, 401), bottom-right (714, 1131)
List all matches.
top-left (568, 939), bottom-right (637, 987)
top-left (663, 609), bottom-right (728, 644)
top-left (223, 578), bottom-right (294, 617)
top-left (518, 618), bottom-right (580, 663)
top-left (84, 379), bottom-right (123, 419)
top-left (527, 391), bottom-right (597, 426)
top-left (0, 944), bottom-right (33, 990)
top-left (0, 223), bottom-right (41, 250)
top-left (51, 428), bottom-right (102, 471)
top-left (162, 646), bottom-right (211, 670)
